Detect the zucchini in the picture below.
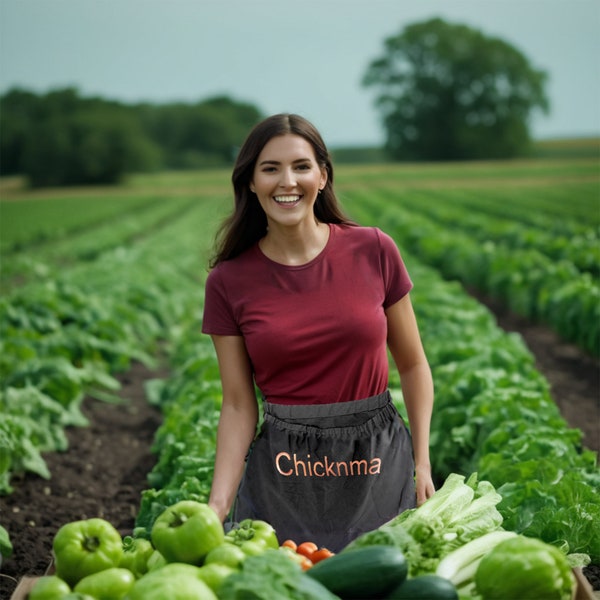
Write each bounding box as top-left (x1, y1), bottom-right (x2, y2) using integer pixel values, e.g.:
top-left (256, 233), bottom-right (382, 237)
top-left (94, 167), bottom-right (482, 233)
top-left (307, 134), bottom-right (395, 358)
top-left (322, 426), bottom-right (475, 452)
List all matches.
top-left (307, 545), bottom-right (407, 599)
top-left (386, 574), bottom-right (458, 599)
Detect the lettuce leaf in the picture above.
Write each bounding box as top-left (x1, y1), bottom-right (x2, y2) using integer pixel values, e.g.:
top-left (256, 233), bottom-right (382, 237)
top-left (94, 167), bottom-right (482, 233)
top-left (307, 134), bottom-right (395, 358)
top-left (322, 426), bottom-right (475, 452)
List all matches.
top-left (345, 473), bottom-right (504, 576)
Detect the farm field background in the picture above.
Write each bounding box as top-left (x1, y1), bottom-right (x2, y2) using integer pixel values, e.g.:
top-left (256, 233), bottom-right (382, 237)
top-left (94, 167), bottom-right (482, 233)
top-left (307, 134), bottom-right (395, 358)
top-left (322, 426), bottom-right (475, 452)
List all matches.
top-left (0, 155), bottom-right (599, 596)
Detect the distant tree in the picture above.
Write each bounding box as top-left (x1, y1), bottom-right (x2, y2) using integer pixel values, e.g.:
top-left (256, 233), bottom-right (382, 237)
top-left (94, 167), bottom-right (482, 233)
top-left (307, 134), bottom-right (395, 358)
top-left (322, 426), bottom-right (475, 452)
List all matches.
top-left (0, 88), bottom-right (40, 175)
top-left (22, 106), bottom-right (161, 187)
top-left (138, 96), bottom-right (262, 169)
top-left (363, 18), bottom-right (549, 160)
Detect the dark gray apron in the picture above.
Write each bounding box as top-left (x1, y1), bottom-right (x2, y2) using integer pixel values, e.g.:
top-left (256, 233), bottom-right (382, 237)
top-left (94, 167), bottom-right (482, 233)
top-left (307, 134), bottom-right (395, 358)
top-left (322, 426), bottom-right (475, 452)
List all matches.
top-left (232, 391), bottom-right (416, 552)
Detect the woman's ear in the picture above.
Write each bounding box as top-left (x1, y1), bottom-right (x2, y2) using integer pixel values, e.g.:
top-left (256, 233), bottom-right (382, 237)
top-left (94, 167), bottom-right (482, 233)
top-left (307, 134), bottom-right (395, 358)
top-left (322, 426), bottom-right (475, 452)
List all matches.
top-left (249, 181), bottom-right (255, 193)
top-left (320, 169), bottom-right (328, 191)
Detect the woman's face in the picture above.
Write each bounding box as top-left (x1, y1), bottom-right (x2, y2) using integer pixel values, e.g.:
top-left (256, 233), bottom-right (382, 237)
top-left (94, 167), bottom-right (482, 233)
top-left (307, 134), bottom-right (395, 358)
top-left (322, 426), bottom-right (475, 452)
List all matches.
top-left (250, 134), bottom-right (327, 230)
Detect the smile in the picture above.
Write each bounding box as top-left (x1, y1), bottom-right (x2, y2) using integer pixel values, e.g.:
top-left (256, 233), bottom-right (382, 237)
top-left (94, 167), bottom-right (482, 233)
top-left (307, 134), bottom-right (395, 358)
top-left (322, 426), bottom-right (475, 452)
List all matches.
top-left (274, 195), bottom-right (301, 204)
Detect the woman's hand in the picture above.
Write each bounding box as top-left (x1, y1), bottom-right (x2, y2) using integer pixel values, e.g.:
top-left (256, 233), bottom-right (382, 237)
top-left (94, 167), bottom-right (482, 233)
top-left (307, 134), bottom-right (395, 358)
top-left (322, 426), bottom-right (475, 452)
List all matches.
top-left (208, 500), bottom-right (229, 524)
top-left (415, 464), bottom-right (435, 506)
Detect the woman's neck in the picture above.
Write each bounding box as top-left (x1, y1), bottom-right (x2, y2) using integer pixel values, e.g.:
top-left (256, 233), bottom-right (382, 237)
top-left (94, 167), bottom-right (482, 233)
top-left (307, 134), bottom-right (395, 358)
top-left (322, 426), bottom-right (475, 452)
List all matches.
top-left (259, 221), bottom-right (330, 266)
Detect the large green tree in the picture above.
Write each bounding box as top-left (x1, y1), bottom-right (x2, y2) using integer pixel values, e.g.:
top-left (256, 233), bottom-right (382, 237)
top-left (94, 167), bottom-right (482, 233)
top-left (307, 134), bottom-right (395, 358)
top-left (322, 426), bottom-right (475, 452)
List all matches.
top-left (363, 18), bottom-right (549, 160)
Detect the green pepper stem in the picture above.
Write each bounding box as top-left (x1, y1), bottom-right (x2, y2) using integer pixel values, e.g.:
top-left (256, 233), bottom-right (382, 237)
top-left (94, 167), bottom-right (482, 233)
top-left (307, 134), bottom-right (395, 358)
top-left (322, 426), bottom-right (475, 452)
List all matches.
top-left (83, 536), bottom-right (101, 552)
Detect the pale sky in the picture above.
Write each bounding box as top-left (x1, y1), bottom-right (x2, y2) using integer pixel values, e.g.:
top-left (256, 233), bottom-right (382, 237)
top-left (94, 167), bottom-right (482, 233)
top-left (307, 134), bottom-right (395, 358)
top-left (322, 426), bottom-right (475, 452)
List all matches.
top-left (1, 0), bottom-right (599, 146)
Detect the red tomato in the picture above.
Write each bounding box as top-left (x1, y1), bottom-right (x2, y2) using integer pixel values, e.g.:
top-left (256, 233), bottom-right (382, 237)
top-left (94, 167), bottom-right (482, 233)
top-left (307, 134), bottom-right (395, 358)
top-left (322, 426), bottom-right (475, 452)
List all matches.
top-left (281, 539), bottom-right (297, 552)
top-left (311, 547), bottom-right (335, 563)
top-left (296, 541), bottom-right (318, 560)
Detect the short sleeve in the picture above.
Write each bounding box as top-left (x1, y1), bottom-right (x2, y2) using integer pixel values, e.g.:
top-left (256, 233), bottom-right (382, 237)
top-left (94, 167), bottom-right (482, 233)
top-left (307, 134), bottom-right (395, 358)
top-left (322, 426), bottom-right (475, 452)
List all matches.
top-left (376, 229), bottom-right (413, 308)
top-left (201, 266), bottom-right (241, 335)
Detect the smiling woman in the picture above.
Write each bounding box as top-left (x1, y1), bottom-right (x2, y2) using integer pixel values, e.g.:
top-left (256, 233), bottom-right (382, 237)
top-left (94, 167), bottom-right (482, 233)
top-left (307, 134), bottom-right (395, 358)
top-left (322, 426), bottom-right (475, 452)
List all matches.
top-left (201, 113), bottom-right (435, 551)
top-left (249, 134), bottom-right (329, 265)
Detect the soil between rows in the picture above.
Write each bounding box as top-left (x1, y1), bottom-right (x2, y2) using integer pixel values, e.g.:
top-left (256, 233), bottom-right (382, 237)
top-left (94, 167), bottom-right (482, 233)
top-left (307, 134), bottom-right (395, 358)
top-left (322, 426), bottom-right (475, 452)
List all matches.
top-left (0, 361), bottom-right (166, 598)
top-left (1, 309), bottom-right (598, 598)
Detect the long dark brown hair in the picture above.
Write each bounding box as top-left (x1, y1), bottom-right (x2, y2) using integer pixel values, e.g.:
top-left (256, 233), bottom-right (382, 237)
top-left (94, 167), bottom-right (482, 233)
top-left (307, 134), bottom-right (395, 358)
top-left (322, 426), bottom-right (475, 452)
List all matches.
top-left (208, 113), bottom-right (355, 268)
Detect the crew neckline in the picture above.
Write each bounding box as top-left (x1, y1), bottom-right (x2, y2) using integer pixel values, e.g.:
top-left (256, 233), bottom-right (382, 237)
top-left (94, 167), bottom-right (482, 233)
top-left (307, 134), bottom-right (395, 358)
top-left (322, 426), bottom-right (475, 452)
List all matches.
top-left (255, 223), bottom-right (335, 270)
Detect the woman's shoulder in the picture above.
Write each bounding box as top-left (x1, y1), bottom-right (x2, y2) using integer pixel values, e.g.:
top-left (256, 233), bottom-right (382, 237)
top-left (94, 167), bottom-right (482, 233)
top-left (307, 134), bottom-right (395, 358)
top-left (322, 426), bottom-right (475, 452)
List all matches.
top-left (333, 223), bottom-right (392, 247)
top-left (206, 245), bottom-right (260, 282)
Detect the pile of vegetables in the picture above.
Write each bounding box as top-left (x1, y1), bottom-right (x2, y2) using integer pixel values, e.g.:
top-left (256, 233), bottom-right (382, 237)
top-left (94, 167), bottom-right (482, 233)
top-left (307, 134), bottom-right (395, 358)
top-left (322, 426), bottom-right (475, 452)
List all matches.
top-left (27, 476), bottom-right (581, 600)
top-left (340, 472), bottom-right (578, 599)
top-left (27, 500), bottom-right (340, 600)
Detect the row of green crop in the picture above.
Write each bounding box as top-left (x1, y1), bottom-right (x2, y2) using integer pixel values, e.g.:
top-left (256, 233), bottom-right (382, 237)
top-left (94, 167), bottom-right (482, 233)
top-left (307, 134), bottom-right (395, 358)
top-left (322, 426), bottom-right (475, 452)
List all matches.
top-left (337, 159), bottom-right (599, 228)
top-left (344, 190), bottom-right (600, 356)
top-left (0, 192), bottom-right (221, 495)
top-left (373, 185), bottom-right (599, 276)
top-left (0, 195), bottom-right (203, 290)
top-left (405, 259), bottom-right (598, 561)
top-left (0, 193), bottom-right (154, 252)
top-left (131, 249), bottom-right (599, 565)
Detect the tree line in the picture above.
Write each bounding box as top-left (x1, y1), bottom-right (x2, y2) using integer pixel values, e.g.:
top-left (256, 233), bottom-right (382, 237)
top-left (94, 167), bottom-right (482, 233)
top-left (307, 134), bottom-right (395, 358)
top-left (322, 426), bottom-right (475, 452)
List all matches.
top-left (0, 88), bottom-right (264, 187)
top-left (1, 18), bottom-right (550, 187)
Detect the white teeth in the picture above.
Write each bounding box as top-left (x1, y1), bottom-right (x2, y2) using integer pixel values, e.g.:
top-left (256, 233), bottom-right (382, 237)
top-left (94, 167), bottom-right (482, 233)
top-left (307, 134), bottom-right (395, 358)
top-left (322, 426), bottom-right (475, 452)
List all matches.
top-left (274, 195), bottom-right (300, 203)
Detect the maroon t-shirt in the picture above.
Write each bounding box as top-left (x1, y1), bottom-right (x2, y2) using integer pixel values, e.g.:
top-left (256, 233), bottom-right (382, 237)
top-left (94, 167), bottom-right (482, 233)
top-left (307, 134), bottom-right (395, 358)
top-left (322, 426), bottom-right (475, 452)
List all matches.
top-left (202, 224), bottom-right (413, 405)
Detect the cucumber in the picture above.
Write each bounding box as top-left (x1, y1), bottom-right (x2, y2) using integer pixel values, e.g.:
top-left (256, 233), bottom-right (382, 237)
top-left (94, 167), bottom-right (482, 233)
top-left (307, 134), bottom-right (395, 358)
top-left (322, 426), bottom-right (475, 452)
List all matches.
top-left (386, 574), bottom-right (458, 599)
top-left (307, 545), bottom-right (407, 599)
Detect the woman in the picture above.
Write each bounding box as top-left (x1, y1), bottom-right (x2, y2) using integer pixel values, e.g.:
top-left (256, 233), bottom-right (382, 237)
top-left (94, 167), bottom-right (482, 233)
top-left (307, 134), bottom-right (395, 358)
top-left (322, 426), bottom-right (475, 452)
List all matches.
top-left (202, 113), bottom-right (434, 551)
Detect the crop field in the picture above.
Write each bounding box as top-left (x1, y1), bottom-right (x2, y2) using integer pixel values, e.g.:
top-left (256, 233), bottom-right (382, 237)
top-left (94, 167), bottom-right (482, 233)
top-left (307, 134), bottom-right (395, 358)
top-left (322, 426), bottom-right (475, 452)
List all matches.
top-left (0, 156), bottom-right (599, 597)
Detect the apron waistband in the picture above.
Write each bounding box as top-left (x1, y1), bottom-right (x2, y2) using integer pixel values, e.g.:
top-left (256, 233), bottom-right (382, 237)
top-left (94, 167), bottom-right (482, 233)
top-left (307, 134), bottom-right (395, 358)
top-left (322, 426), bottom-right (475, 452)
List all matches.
top-left (262, 390), bottom-right (398, 437)
top-left (263, 390), bottom-right (392, 420)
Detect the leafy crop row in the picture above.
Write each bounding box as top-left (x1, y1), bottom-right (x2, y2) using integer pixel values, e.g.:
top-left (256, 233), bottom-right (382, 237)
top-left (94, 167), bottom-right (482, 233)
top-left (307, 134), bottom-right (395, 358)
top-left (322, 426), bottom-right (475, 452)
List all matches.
top-left (404, 259), bottom-right (599, 562)
top-left (344, 187), bottom-right (600, 356)
top-left (385, 185), bottom-right (599, 276)
top-left (0, 195), bottom-right (200, 290)
top-left (134, 326), bottom-right (220, 538)
top-left (0, 192), bottom-right (220, 495)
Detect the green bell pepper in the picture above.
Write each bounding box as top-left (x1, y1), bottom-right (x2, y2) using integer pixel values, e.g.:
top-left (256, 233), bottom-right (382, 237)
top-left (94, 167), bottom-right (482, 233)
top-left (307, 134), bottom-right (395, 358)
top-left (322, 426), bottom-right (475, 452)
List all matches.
top-left (119, 535), bottom-right (154, 578)
top-left (52, 518), bottom-right (123, 587)
top-left (28, 575), bottom-right (71, 600)
top-left (233, 539), bottom-right (270, 557)
top-left (73, 567), bottom-right (135, 599)
top-left (126, 563), bottom-right (217, 600)
top-left (151, 500), bottom-right (224, 565)
top-left (197, 563), bottom-right (237, 594)
top-left (204, 542), bottom-right (247, 568)
top-left (225, 518), bottom-right (279, 557)
top-left (146, 549), bottom-right (167, 571)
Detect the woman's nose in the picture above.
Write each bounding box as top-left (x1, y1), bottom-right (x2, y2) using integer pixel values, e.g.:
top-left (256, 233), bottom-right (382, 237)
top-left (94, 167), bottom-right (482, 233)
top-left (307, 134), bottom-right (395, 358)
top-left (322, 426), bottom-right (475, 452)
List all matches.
top-left (279, 168), bottom-right (296, 187)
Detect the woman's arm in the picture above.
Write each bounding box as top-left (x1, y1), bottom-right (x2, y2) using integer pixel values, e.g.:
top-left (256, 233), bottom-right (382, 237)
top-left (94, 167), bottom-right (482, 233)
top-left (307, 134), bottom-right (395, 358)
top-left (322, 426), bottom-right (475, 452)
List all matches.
top-left (208, 334), bottom-right (259, 522)
top-left (385, 294), bottom-right (435, 505)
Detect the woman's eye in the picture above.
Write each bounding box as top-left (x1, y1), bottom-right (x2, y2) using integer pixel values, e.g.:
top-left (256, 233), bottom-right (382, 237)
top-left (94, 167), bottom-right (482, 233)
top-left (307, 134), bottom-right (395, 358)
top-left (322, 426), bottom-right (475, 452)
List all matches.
top-left (296, 164), bottom-right (311, 170)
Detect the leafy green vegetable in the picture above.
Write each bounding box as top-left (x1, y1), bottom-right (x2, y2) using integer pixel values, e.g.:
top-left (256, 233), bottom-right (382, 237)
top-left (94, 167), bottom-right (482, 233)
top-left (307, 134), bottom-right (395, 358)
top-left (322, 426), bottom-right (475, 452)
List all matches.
top-left (346, 473), bottom-right (504, 576)
top-left (219, 549), bottom-right (338, 600)
top-left (0, 523), bottom-right (13, 558)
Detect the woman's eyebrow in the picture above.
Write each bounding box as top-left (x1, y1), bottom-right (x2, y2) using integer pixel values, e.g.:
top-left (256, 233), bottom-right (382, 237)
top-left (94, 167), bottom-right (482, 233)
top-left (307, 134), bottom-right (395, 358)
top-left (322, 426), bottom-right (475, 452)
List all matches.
top-left (258, 158), bottom-right (312, 166)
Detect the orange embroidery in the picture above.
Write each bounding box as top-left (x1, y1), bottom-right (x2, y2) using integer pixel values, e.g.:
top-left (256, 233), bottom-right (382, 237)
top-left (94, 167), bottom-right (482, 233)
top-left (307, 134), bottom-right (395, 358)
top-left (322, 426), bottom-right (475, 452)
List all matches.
top-left (275, 452), bottom-right (382, 477)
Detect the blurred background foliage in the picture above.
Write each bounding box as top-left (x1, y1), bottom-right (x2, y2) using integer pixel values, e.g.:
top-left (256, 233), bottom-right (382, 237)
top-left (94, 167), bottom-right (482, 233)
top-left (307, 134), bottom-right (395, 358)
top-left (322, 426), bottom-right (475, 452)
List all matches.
top-left (1, 17), bottom-right (594, 188)
top-left (0, 87), bottom-right (263, 187)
